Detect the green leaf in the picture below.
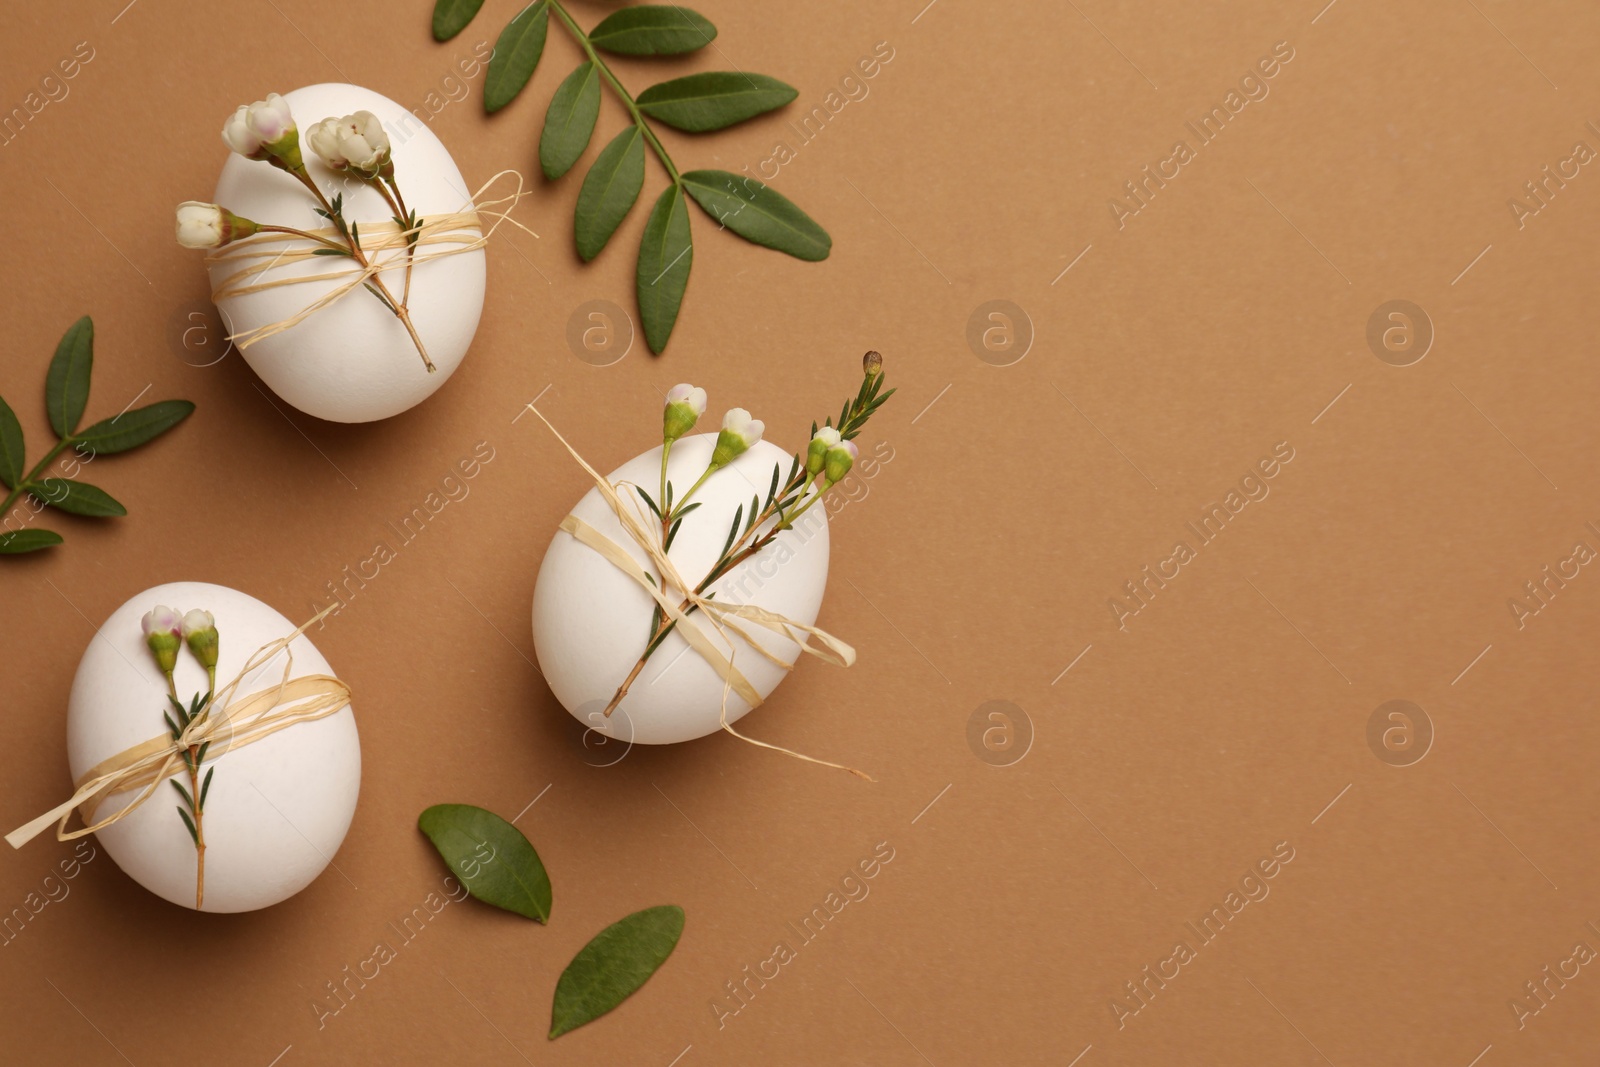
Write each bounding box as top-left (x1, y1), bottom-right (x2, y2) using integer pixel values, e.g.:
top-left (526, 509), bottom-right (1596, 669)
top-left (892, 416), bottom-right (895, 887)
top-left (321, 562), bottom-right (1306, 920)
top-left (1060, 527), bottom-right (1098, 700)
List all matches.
top-left (681, 170), bottom-right (831, 261)
top-left (540, 61), bottom-right (602, 180)
top-left (176, 806), bottom-right (198, 845)
top-left (589, 6), bottom-right (717, 56)
top-left (636, 184), bottom-right (694, 353)
top-left (635, 72), bottom-right (796, 133)
top-left (170, 778), bottom-right (194, 811)
top-left (432, 0), bottom-right (486, 40)
top-left (45, 316), bottom-right (93, 439)
top-left (28, 478), bottom-right (125, 517)
top-left (574, 126), bottom-right (645, 262)
top-left (484, 0), bottom-right (550, 113)
top-left (418, 804), bottom-right (552, 923)
top-left (0, 529), bottom-right (61, 554)
top-left (200, 766), bottom-right (214, 808)
top-left (549, 905), bottom-right (685, 1039)
top-left (74, 400), bottom-right (194, 456)
top-left (0, 395), bottom-right (23, 489)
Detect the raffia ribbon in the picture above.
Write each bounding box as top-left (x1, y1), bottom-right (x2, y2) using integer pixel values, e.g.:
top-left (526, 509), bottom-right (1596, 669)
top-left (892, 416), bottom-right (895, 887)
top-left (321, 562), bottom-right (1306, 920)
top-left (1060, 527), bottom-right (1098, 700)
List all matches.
top-left (531, 406), bottom-right (871, 780)
top-left (207, 170), bottom-right (533, 352)
top-left (6, 608), bottom-right (351, 851)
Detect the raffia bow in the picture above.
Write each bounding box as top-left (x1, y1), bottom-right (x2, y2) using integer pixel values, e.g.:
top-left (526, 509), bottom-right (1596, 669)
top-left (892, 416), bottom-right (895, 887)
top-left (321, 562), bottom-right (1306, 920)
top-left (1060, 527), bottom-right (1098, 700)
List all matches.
top-left (6, 608), bottom-right (351, 852)
top-left (207, 170), bottom-right (533, 355)
top-left (531, 406), bottom-right (871, 780)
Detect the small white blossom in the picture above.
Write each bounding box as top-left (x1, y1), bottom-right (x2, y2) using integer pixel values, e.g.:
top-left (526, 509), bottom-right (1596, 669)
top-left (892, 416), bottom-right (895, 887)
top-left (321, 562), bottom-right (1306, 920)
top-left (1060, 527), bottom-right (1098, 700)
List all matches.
top-left (663, 383), bottom-right (708, 442)
top-left (308, 111), bottom-right (390, 173)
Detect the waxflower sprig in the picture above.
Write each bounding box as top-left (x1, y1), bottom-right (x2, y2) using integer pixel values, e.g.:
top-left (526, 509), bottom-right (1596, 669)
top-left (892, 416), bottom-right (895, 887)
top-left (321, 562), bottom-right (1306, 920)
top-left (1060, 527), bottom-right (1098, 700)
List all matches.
top-left (175, 94), bottom-right (435, 371)
top-left (142, 606), bottom-right (221, 909)
top-left (603, 353), bottom-right (892, 716)
top-left (0, 317), bottom-right (194, 556)
top-left (430, 0), bottom-right (830, 353)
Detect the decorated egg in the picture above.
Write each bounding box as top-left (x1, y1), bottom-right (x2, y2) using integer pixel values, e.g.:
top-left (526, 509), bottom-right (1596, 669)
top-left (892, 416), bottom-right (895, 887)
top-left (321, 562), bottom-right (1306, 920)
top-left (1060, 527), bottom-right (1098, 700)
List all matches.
top-left (65, 582), bottom-right (359, 912)
top-left (209, 83), bottom-right (486, 423)
top-left (532, 433), bottom-right (830, 745)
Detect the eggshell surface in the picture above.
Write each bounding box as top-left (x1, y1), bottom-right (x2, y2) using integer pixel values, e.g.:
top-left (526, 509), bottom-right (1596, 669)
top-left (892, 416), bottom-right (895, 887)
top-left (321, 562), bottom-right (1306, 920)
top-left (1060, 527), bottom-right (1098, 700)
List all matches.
top-left (533, 434), bottom-right (831, 745)
top-left (66, 582), bottom-right (360, 912)
top-left (210, 83), bottom-right (485, 422)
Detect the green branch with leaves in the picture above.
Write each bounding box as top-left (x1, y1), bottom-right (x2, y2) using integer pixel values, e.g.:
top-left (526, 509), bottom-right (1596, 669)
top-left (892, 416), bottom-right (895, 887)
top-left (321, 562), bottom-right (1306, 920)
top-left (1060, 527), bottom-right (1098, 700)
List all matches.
top-left (0, 317), bottom-right (194, 556)
top-left (432, 0), bottom-right (831, 352)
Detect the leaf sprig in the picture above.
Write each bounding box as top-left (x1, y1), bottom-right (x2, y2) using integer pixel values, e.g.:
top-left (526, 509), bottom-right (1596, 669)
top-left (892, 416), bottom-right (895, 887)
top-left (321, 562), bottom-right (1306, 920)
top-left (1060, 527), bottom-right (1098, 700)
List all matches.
top-left (166, 692), bottom-right (215, 846)
top-left (433, 1), bottom-right (831, 353)
top-left (0, 316), bottom-right (194, 556)
top-left (604, 356), bottom-right (894, 716)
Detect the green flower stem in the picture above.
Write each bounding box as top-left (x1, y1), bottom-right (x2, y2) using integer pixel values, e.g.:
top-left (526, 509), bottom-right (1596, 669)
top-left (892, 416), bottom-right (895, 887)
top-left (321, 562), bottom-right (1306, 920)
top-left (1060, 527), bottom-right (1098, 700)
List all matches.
top-left (284, 166), bottom-right (434, 372)
top-left (547, 0), bottom-right (682, 185)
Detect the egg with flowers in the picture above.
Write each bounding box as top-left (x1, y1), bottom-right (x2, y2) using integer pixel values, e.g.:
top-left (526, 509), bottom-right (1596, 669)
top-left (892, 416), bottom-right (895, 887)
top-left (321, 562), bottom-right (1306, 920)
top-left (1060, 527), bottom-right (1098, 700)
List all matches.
top-left (60, 582), bottom-right (360, 912)
top-left (531, 357), bottom-right (891, 748)
top-left (177, 84), bottom-right (487, 423)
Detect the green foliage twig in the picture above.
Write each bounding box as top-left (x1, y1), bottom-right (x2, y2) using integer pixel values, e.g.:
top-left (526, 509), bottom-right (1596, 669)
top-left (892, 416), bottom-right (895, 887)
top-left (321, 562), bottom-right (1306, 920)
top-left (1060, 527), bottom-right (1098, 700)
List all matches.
top-left (432, 0), bottom-right (831, 353)
top-left (0, 317), bottom-right (194, 556)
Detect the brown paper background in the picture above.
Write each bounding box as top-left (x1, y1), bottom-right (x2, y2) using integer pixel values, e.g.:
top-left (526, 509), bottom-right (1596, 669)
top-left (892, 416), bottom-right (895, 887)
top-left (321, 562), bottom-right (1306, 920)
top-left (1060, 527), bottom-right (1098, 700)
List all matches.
top-left (3, 0), bottom-right (1599, 1063)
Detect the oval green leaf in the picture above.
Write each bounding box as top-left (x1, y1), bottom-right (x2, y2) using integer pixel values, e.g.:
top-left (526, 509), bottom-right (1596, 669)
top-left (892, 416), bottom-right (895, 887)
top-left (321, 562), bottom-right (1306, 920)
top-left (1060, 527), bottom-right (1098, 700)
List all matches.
top-left (549, 905), bottom-right (685, 1039)
top-left (590, 6), bottom-right (717, 56)
top-left (0, 529), bottom-right (62, 555)
top-left (0, 395), bottom-right (24, 489)
top-left (29, 478), bottom-right (125, 518)
top-left (681, 170), bottom-right (831, 261)
top-left (432, 0), bottom-right (486, 40)
top-left (74, 400), bottom-right (194, 456)
top-left (418, 804), bottom-right (551, 922)
top-left (541, 62), bottom-right (602, 180)
top-left (575, 126), bottom-right (645, 262)
top-left (484, 0), bottom-right (550, 114)
top-left (46, 316), bottom-right (93, 439)
top-left (636, 72), bottom-right (797, 133)
top-left (637, 184), bottom-right (694, 354)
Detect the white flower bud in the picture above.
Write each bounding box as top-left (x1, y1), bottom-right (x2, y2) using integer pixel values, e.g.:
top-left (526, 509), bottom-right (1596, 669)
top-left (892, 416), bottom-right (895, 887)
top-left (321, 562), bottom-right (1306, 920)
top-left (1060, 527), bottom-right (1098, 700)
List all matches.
top-left (663, 383), bottom-right (707, 442)
top-left (805, 426), bottom-right (841, 477)
top-left (309, 111), bottom-right (391, 174)
top-left (710, 408), bottom-right (764, 468)
top-left (221, 105), bottom-right (263, 158)
top-left (175, 202), bottom-right (258, 249)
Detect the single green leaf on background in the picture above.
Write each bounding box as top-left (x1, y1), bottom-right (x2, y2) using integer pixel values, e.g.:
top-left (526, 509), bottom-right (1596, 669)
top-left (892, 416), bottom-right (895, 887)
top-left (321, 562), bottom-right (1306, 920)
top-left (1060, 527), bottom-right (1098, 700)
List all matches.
top-left (0, 395), bottom-right (24, 489)
top-left (0, 529), bottom-right (61, 555)
top-left (45, 316), bottom-right (93, 439)
top-left (635, 72), bottom-right (797, 133)
top-left (549, 905), bottom-right (685, 1039)
top-left (574, 126), bottom-right (645, 262)
top-left (74, 400), bottom-right (194, 456)
top-left (681, 170), bottom-right (831, 261)
top-left (484, 0), bottom-right (550, 113)
top-left (432, 0), bottom-right (486, 40)
top-left (418, 803), bottom-right (552, 922)
top-left (28, 478), bottom-right (125, 518)
top-left (589, 6), bottom-right (717, 56)
top-left (540, 61), bottom-right (602, 180)
top-left (636, 184), bottom-right (694, 353)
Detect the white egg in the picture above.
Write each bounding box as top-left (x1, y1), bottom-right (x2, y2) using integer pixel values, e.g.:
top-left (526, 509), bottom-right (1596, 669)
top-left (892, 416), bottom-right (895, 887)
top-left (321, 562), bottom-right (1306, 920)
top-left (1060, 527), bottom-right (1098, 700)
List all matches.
top-left (66, 582), bottom-right (360, 912)
top-left (532, 433), bottom-right (830, 745)
top-left (210, 83), bottom-right (486, 423)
